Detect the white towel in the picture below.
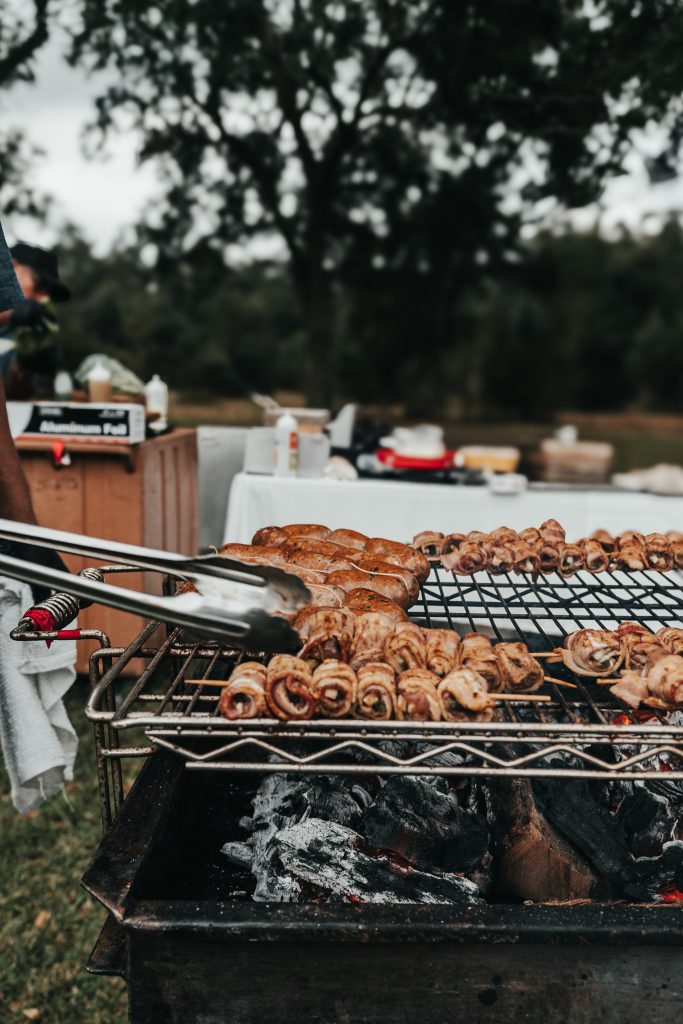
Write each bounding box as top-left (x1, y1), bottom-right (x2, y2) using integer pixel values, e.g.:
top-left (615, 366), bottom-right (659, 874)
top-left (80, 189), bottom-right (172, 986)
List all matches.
top-left (0, 577), bottom-right (78, 813)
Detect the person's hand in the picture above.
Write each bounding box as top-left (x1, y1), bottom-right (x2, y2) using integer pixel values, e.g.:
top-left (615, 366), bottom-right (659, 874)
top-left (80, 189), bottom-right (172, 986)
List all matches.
top-left (0, 539), bottom-right (70, 606)
top-left (9, 299), bottom-right (57, 336)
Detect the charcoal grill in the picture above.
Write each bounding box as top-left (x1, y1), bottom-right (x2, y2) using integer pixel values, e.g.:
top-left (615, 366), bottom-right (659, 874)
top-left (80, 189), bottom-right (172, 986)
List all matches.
top-left (28, 563), bottom-right (682, 1024)
top-left (76, 567), bottom-right (683, 829)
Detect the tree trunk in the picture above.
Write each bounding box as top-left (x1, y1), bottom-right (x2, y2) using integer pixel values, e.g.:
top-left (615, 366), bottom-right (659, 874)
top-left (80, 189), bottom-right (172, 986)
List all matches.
top-left (302, 272), bottom-right (333, 407)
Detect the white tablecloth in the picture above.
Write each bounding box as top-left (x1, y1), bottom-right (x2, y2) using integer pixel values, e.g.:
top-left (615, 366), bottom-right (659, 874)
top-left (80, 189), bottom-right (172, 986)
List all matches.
top-left (224, 473), bottom-right (683, 545)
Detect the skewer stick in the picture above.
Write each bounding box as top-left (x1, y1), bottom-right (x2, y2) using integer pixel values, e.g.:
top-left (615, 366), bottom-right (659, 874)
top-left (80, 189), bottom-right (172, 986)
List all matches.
top-left (543, 674), bottom-right (578, 690)
top-left (185, 678), bottom-right (230, 687)
top-left (495, 693), bottom-right (551, 703)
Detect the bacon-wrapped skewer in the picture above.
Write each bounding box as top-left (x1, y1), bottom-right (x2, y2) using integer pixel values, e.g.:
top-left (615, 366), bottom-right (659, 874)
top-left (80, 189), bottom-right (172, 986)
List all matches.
top-left (351, 555), bottom-right (420, 604)
top-left (509, 539), bottom-right (540, 576)
top-left (557, 542), bottom-right (584, 577)
top-left (539, 519), bottom-right (566, 544)
top-left (294, 607), bottom-right (355, 663)
top-left (425, 628), bottom-right (461, 677)
top-left (460, 633), bottom-right (505, 693)
top-left (519, 527), bottom-right (542, 546)
top-left (219, 662), bottom-right (267, 720)
top-left (549, 629), bottom-right (624, 677)
top-left (355, 662), bottom-right (396, 719)
top-left (412, 530), bottom-right (444, 561)
top-left (490, 526), bottom-right (519, 544)
top-left (312, 660), bottom-right (358, 718)
top-left (342, 589), bottom-right (408, 621)
top-left (443, 541), bottom-right (487, 575)
top-left (644, 533), bottom-right (673, 571)
top-left (441, 532), bottom-right (466, 556)
top-left (397, 669), bottom-right (441, 721)
top-left (327, 528), bottom-right (369, 550)
top-left (536, 540), bottom-right (561, 573)
top-left (591, 528), bottom-right (616, 551)
top-left (494, 642), bottom-right (544, 693)
top-left (578, 539), bottom-right (610, 574)
top-left (672, 540), bottom-right (683, 571)
top-left (481, 541), bottom-right (515, 575)
top-left (437, 668), bottom-right (495, 722)
top-left (325, 568), bottom-right (410, 608)
top-left (349, 611), bottom-right (397, 670)
top-left (265, 655), bottom-right (317, 720)
top-left (610, 655), bottom-right (683, 710)
top-left (614, 539), bottom-right (648, 572)
top-left (364, 538), bottom-right (431, 584)
top-left (384, 622), bottom-right (426, 673)
top-left (616, 622), bottom-right (668, 672)
top-left (657, 627), bottom-right (683, 656)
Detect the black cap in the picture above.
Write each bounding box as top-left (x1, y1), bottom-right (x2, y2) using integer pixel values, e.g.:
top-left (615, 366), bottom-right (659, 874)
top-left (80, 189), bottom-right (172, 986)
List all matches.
top-left (11, 242), bottom-right (71, 302)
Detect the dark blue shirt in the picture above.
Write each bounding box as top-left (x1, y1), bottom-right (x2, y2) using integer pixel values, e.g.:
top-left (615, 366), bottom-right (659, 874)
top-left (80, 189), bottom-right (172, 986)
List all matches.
top-left (0, 222), bottom-right (23, 313)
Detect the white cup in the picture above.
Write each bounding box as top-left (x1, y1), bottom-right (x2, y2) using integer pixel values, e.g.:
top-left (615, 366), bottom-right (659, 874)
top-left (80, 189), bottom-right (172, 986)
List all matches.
top-left (298, 432), bottom-right (331, 477)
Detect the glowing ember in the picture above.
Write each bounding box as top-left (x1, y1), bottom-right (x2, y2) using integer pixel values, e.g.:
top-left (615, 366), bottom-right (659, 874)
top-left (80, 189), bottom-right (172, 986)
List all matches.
top-left (659, 885), bottom-right (683, 904)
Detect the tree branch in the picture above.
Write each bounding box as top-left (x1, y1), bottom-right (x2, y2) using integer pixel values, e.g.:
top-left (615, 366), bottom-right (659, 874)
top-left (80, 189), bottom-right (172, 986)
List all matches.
top-left (0, 0), bottom-right (50, 87)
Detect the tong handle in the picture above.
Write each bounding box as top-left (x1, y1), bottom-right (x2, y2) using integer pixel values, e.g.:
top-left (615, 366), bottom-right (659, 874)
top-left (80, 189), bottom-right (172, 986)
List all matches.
top-left (0, 518), bottom-right (258, 586)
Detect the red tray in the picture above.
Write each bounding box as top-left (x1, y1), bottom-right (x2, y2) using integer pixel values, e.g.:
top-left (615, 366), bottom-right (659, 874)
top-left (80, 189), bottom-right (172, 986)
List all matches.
top-left (376, 447), bottom-right (455, 470)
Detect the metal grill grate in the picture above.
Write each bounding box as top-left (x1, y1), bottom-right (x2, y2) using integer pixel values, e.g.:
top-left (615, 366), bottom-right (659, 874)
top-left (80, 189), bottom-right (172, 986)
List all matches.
top-left (84, 568), bottom-right (683, 819)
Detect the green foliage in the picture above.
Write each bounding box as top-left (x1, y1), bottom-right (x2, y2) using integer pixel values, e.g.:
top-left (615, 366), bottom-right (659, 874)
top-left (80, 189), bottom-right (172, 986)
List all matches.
top-left (54, 218), bottom-right (683, 418)
top-left (67, 0), bottom-right (683, 403)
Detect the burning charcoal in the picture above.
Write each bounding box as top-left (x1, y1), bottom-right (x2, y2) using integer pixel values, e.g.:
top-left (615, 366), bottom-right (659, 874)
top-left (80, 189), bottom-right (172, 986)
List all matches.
top-left (279, 778), bottom-right (365, 829)
top-left (361, 776), bottom-right (489, 878)
top-left (534, 779), bottom-right (683, 901)
top-left (272, 818), bottom-right (484, 905)
top-left (229, 773), bottom-right (372, 901)
top-left (616, 786), bottom-right (678, 858)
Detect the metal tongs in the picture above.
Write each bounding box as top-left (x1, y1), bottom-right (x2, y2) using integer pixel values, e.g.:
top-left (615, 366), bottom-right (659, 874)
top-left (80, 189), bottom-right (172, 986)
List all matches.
top-left (0, 518), bottom-right (308, 650)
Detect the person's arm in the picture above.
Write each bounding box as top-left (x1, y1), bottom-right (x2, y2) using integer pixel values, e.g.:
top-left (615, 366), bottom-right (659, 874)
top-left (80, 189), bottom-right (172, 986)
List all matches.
top-left (0, 222), bottom-right (23, 313)
top-left (0, 221), bottom-right (36, 522)
top-left (0, 375), bottom-right (37, 523)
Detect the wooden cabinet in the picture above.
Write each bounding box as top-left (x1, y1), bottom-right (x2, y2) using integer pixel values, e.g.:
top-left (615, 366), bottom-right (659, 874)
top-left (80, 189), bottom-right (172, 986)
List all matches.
top-left (16, 428), bottom-right (198, 674)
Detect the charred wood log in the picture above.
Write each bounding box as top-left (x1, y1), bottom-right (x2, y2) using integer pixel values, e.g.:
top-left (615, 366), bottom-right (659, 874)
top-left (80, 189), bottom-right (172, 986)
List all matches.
top-left (493, 779), bottom-right (599, 902)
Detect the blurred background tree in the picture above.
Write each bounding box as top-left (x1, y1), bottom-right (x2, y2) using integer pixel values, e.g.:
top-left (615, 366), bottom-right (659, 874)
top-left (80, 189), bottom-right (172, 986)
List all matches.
top-left (0, 0), bottom-right (52, 215)
top-left (54, 218), bottom-right (683, 419)
top-left (67, 0), bottom-right (683, 408)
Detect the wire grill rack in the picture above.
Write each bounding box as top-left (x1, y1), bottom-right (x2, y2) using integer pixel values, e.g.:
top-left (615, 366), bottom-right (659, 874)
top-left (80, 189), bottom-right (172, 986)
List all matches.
top-left (82, 567), bottom-right (683, 825)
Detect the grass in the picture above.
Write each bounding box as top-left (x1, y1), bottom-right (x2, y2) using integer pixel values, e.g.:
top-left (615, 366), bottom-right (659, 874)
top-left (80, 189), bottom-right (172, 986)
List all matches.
top-left (0, 680), bottom-right (130, 1024)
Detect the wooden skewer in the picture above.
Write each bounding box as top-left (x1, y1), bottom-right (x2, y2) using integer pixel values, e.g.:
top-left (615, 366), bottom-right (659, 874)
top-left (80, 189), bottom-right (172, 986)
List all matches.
top-left (495, 693), bottom-right (551, 703)
top-left (543, 675), bottom-right (578, 690)
top-left (185, 678), bottom-right (230, 688)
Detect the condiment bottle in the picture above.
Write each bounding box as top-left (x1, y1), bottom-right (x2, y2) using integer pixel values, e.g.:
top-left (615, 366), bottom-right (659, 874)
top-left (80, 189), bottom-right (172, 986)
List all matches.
top-left (274, 411), bottom-right (298, 476)
top-left (54, 370), bottom-right (72, 401)
top-left (145, 373), bottom-right (169, 426)
top-left (87, 360), bottom-right (112, 403)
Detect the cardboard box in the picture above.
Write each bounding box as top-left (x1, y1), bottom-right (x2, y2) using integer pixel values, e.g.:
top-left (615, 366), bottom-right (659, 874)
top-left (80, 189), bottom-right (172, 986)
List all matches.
top-left (8, 400), bottom-right (146, 444)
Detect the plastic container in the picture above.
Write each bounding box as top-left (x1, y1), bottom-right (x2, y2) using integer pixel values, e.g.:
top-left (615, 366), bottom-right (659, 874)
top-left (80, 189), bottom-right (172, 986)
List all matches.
top-left (274, 412), bottom-right (298, 476)
top-left (298, 432), bottom-right (330, 477)
top-left (87, 360), bottom-right (113, 403)
top-left (457, 446), bottom-right (521, 473)
top-left (145, 374), bottom-right (169, 424)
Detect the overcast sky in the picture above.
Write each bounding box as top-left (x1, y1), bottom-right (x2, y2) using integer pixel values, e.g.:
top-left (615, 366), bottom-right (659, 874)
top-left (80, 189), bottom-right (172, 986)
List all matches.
top-left (3, 29), bottom-right (683, 255)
